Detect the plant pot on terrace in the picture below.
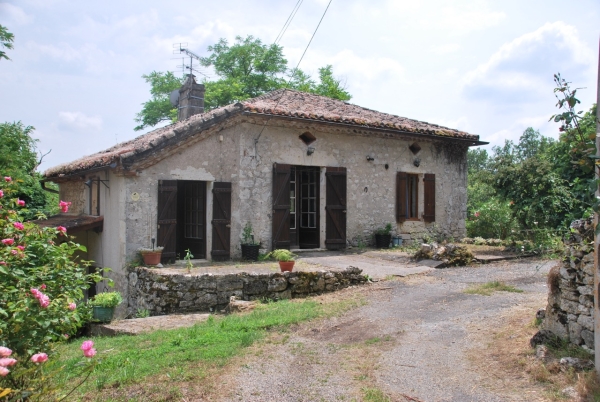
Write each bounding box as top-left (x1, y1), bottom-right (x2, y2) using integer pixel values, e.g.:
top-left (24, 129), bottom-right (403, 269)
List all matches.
top-left (90, 291), bottom-right (123, 323)
top-left (139, 247), bottom-right (163, 266)
top-left (374, 223), bottom-right (393, 249)
top-left (268, 249), bottom-right (297, 272)
top-left (241, 222), bottom-right (260, 261)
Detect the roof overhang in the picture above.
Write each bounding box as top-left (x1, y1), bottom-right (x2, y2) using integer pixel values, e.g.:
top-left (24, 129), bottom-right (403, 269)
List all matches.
top-left (36, 215), bottom-right (104, 234)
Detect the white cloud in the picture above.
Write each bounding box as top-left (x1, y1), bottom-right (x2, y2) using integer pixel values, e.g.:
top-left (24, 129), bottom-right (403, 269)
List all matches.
top-left (417, 3), bottom-right (505, 34)
top-left (432, 43), bottom-right (461, 55)
top-left (0, 3), bottom-right (34, 25)
top-left (462, 22), bottom-right (594, 104)
top-left (58, 112), bottom-right (102, 132)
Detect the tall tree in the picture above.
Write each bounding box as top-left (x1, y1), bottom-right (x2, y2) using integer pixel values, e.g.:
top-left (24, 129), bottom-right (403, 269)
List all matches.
top-left (134, 35), bottom-right (352, 131)
top-left (0, 24), bottom-right (14, 61)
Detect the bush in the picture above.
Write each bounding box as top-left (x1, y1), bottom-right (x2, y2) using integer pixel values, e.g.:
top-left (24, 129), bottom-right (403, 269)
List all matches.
top-left (0, 177), bottom-right (105, 397)
top-left (466, 198), bottom-right (517, 239)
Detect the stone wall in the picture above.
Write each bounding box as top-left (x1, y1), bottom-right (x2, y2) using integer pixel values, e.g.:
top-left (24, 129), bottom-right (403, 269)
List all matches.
top-left (544, 218), bottom-right (594, 350)
top-left (127, 267), bottom-right (367, 316)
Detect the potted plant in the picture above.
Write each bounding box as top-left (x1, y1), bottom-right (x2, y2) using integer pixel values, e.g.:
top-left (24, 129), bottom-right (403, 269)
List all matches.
top-left (241, 222), bottom-right (260, 261)
top-left (90, 291), bottom-right (123, 323)
top-left (374, 223), bottom-right (393, 248)
top-left (268, 249), bottom-right (297, 272)
top-left (139, 245), bottom-right (164, 266)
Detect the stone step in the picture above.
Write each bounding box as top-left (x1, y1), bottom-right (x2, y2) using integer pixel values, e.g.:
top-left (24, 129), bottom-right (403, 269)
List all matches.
top-left (90, 313), bottom-right (210, 336)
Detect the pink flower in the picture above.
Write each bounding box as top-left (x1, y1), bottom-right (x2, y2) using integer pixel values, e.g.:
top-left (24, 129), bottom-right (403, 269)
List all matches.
top-left (31, 288), bottom-right (41, 297)
top-left (40, 284), bottom-right (46, 290)
top-left (63, 334), bottom-right (69, 339)
top-left (39, 295), bottom-right (50, 308)
top-left (83, 348), bottom-right (97, 358)
top-left (0, 261), bottom-right (6, 266)
top-left (0, 347), bottom-right (12, 357)
top-left (0, 366), bottom-right (9, 377)
top-left (80, 340), bottom-right (94, 351)
top-left (30, 353), bottom-right (48, 363)
top-left (10, 250), bottom-right (17, 256)
top-left (13, 222), bottom-right (24, 230)
top-left (2, 239), bottom-right (14, 246)
top-left (17, 199), bottom-right (25, 207)
top-left (68, 302), bottom-right (76, 311)
top-left (4, 177), bottom-right (11, 182)
top-left (16, 245), bottom-right (24, 251)
top-left (0, 358), bottom-right (17, 367)
top-left (0, 190), bottom-right (4, 198)
top-left (56, 226), bottom-right (67, 234)
top-left (59, 201), bottom-right (71, 213)
top-left (474, 212), bottom-right (480, 218)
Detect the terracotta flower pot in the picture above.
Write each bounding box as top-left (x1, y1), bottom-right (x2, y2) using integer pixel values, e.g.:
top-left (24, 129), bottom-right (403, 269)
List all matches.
top-left (278, 261), bottom-right (295, 272)
top-left (141, 251), bottom-right (162, 266)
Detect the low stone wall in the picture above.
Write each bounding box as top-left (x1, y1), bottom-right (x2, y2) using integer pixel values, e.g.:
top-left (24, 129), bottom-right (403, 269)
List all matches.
top-left (127, 267), bottom-right (367, 316)
top-left (544, 218), bottom-right (594, 350)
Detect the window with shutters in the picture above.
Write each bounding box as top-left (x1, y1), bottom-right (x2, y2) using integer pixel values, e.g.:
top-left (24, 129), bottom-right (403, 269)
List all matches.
top-left (396, 172), bottom-right (435, 223)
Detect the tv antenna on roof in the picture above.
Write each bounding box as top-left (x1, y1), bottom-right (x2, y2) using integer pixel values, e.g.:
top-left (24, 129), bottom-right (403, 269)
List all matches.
top-left (172, 43), bottom-right (209, 79)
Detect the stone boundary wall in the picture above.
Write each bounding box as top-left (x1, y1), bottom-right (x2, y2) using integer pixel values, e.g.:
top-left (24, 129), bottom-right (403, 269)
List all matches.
top-left (544, 218), bottom-right (594, 351)
top-left (127, 267), bottom-right (367, 316)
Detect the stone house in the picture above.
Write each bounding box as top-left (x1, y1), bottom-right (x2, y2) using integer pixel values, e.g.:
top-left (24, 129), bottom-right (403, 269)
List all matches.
top-left (42, 76), bottom-right (486, 310)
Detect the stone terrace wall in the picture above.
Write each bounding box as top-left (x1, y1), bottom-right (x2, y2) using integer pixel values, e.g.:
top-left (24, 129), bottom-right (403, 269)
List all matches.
top-left (127, 267), bottom-right (367, 316)
top-left (544, 218), bottom-right (594, 350)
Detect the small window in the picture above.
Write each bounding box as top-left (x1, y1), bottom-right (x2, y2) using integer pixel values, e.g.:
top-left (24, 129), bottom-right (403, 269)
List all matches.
top-left (299, 132), bottom-right (316, 146)
top-left (407, 174), bottom-right (418, 219)
top-left (409, 142), bottom-right (421, 155)
top-left (89, 177), bottom-right (100, 216)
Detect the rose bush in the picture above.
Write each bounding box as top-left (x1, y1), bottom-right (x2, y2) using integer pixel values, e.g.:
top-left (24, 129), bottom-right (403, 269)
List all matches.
top-left (0, 177), bottom-right (106, 399)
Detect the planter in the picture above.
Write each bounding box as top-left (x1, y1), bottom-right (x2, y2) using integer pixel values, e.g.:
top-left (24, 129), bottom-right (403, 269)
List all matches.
top-left (278, 261), bottom-right (295, 272)
top-left (92, 306), bottom-right (115, 323)
top-left (241, 244), bottom-right (260, 261)
top-left (141, 251), bottom-right (162, 266)
top-left (375, 234), bottom-right (392, 248)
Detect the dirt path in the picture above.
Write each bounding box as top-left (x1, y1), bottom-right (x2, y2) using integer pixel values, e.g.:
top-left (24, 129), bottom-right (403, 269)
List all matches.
top-left (217, 258), bottom-right (554, 402)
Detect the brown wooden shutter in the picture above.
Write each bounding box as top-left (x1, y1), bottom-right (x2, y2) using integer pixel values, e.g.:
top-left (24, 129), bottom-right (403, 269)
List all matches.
top-left (272, 163), bottom-right (291, 250)
top-left (396, 172), bottom-right (407, 223)
top-left (325, 167), bottom-right (347, 250)
top-left (211, 182), bottom-right (231, 261)
top-left (423, 173), bottom-right (436, 223)
top-left (157, 180), bottom-right (177, 263)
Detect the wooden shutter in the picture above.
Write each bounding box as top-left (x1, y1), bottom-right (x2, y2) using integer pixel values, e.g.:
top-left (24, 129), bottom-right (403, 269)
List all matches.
top-left (325, 167), bottom-right (347, 250)
top-left (272, 163), bottom-right (291, 250)
top-left (396, 172), bottom-right (407, 223)
top-left (211, 182), bottom-right (231, 261)
top-left (157, 180), bottom-right (177, 263)
top-left (423, 174), bottom-right (436, 223)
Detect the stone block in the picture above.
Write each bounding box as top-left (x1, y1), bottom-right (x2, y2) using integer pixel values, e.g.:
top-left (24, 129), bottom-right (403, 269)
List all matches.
top-left (543, 308), bottom-right (569, 339)
top-left (273, 289), bottom-right (292, 300)
top-left (561, 300), bottom-right (580, 315)
top-left (195, 293), bottom-right (218, 307)
top-left (217, 289), bottom-right (243, 305)
top-left (179, 300), bottom-right (194, 308)
top-left (245, 279), bottom-right (268, 295)
top-left (577, 285), bottom-right (593, 296)
top-left (568, 321), bottom-right (583, 345)
top-left (577, 305), bottom-right (591, 316)
top-left (562, 290), bottom-right (580, 302)
top-left (579, 295), bottom-right (594, 308)
top-left (560, 267), bottom-right (576, 280)
top-left (216, 275), bottom-right (244, 292)
top-left (577, 314), bottom-right (594, 331)
top-left (268, 277), bottom-right (288, 292)
top-left (581, 329), bottom-right (594, 349)
top-left (129, 272), bottom-right (138, 287)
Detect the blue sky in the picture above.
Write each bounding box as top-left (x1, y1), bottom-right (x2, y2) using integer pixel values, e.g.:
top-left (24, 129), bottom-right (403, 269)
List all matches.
top-left (0, 0), bottom-right (598, 171)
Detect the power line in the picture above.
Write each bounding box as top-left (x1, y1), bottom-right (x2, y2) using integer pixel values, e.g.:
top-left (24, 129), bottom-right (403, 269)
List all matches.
top-left (274, 0), bottom-right (303, 45)
top-left (254, 0), bottom-right (334, 152)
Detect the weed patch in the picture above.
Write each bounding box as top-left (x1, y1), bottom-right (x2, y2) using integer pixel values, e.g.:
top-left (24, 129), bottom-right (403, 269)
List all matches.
top-left (464, 281), bottom-right (524, 296)
top-left (362, 387), bottom-right (391, 401)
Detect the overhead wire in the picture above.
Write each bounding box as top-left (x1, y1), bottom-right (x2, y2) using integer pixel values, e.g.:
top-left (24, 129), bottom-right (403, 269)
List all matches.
top-left (274, 0), bottom-right (304, 45)
top-left (253, 0), bottom-right (334, 153)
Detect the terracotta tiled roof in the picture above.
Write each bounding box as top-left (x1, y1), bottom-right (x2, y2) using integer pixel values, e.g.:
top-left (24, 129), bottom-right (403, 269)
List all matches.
top-left (44, 89), bottom-right (482, 178)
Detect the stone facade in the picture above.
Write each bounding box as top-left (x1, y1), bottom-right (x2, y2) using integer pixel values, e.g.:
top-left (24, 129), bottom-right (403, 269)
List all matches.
top-left (544, 218), bottom-right (594, 350)
top-left (127, 266), bottom-right (367, 316)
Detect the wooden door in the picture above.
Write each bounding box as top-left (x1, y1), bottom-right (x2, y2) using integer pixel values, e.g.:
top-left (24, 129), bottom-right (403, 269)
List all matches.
top-left (211, 182), bottom-right (232, 261)
top-left (157, 180), bottom-right (177, 263)
top-left (325, 167), bottom-right (347, 250)
top-left (423, 174), bottom-right (436, 222)
top-left (272, 163), bottom-right (291, 250)
top-left (298, 167), bottom-right (320, 248)
top-left (177, 181), bottom-right (206, 259)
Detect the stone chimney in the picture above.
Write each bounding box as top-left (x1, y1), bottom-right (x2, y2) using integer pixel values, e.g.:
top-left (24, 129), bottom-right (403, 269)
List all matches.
top-left (177, 74), bottom-right (205, 121)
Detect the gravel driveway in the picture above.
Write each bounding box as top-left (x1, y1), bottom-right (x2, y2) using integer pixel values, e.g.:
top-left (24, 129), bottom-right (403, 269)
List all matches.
top-left (218, 258), bottom-right (554, 402)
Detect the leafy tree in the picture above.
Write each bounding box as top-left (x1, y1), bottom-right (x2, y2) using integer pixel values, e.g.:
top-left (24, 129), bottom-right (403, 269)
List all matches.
top-left (134, 35), bottom-right (352, 131)
top-left (0, 24), bottom-right (14, 61)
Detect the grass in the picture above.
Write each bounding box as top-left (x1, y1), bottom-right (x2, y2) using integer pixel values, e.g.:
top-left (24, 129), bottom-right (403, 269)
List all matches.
top-left (464, 281), bottom-right (524, 296)
top-left (51, 298), bottom-right (359, 399)
top-left (362, 387), bottom-right (391, 401)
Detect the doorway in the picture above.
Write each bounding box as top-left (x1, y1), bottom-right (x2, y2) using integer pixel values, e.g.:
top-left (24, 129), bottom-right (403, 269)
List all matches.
top-left (176, 180), bottom-right (206, 259)
top-left (289, 166), bottom-right (320, 249)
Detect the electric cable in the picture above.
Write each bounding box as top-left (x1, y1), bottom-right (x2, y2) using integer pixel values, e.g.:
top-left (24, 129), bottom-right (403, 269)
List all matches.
top-left (275, 0), bottom-right (304, 45)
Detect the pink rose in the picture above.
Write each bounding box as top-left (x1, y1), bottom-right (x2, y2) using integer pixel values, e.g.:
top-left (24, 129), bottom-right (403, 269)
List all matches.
top-left (81, 340), bottom-right (94, 351)
top-left (2, 239), bottom-right (14, 246)
top-left (4, 177), bottom-right (11, 182)
top-left (0, 366), bottom-right (9, 377)
top-left (0, 190), bottom-right (4, 198)
top-left (10, 250), bottom-right (17, 256)
top-left (56, 226), bottom-right (67, 234)
top-left (39, 295), bottom-right (50, 308)
top-left (0, 261), bottom-right (6, 266)
top-left (83, 348), bottom-right (97, 358)
top-left (30, 353), bottom-right (48, 363)
top-left (0, 358), bottom-right (16, 367)
top-left (40, 284), bottom-right (46, 290)
top-left (13, 222), bottom-right (24, 230)
top-left (59, 201), bottom-right (71, 213)
top-left (0, 347), bottom-right (12, 357)
top-left (474, 212), bottom-right (480, 218)
top-left (17, 199), bottom-right (25, 207)
top-left (68, 302), bottom-right (76, 311)
top-left (16, 245), bottom-right (24, 251)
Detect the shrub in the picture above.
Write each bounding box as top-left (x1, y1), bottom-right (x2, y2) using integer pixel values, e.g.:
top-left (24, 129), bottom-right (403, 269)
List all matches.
top-left (89, 291), bottom-right (122, 308)
top-left (466, 198), bottom-right (517, 239)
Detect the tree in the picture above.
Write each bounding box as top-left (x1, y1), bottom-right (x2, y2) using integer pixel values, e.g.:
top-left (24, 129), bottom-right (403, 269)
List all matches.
top-left (0, 24), bottom-right (14, 61)
top-left (134, 35), bottom-right (352, 131)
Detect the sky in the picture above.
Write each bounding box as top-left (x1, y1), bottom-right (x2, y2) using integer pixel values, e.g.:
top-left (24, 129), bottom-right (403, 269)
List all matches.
top-left (0, 0), bottom-right (598, 172)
